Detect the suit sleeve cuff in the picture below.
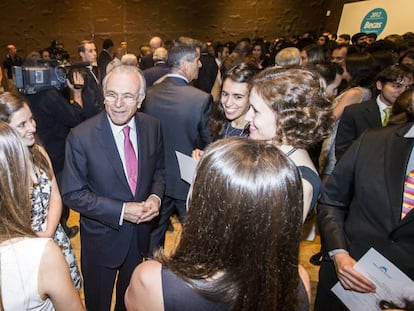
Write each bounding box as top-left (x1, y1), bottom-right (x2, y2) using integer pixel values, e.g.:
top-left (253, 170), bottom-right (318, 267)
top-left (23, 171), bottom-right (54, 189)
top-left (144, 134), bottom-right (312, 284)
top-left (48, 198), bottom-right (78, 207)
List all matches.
top-left (149, 194), bottom-right (161, 207)
top-left (328, 249), bottom-right (349, 259)
top-left (119, 203), bottom-right (125, 226)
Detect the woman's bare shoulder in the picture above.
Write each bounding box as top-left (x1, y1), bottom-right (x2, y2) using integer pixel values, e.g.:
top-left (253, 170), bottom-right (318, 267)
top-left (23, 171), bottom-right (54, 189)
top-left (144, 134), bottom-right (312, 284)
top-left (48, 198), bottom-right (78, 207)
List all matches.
top-left (126, 260), bottom-right (164, 311)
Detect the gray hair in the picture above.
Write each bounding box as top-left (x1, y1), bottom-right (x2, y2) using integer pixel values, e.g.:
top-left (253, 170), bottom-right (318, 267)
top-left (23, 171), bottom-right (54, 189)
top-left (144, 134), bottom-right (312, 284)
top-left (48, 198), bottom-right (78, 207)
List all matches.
top-left (153, 47), bottom-right (168, 62)
top-left (167, 37), bottom-right (202, 70)
top-left (275, 47), bottom-right (301, 66)
top-left (102, 65), bottom-right (146, 98)
top-left (121, 53), bottom-right (138, 66)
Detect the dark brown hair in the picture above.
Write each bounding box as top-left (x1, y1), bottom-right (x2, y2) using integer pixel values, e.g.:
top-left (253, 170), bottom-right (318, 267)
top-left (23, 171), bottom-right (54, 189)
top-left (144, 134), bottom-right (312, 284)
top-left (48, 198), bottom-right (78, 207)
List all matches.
top-left (0, 92), bottom-right (52, 179)
top-left (161, 137), bottom-right (303, 310)
top-left (376, 64), bottom-right (414, 85)
top-left (345, 52), bottom-right (377, 87)
top-left (389, 88), bottom-right (414, 125)
top-left (210, 61), bottom-right (259, 141)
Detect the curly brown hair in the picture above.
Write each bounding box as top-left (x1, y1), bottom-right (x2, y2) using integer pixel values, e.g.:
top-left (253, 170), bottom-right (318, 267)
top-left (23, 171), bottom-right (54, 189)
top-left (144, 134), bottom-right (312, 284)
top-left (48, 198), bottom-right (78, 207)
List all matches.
top-left (250, 66), bottom-right (334, 148)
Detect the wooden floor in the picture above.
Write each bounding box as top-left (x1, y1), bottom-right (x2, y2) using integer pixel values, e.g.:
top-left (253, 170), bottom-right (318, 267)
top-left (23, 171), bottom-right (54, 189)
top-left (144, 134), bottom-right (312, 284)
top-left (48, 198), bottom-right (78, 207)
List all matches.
top-left (68, 211), bottom-right (321, 310)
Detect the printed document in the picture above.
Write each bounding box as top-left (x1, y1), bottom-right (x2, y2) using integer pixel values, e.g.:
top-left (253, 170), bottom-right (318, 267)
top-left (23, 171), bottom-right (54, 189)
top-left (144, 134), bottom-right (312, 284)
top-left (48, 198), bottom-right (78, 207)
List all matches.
top-left (332, 248), bottom-right (414, 310)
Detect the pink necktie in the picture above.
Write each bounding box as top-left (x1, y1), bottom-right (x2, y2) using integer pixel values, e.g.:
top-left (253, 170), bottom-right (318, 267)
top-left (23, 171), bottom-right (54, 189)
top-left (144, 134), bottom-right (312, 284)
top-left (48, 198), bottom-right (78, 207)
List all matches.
top-left (122, 126), bottom-right (138, 194)
top-left (402, 170), bottom-right (414, 219)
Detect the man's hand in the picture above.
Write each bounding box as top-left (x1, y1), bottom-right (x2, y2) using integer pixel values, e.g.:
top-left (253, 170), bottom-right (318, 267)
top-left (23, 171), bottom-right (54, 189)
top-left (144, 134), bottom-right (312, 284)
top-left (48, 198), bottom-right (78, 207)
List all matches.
top-left (123, 202), bottom-right (148, 223)
top-left (333, 252), bottom-right (376, 293)
top-left (137, 195), bottom-right (161, 223)
top-left (67, 71), bottom-right (84, 90)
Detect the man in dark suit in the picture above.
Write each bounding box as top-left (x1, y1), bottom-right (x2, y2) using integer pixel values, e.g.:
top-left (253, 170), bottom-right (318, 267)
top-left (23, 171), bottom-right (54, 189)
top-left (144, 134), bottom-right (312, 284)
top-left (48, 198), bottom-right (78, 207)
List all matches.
top-left (336, 64), bottom-right (414, 160)
top-left (139, 36), bottom-right (163, 70)
top-left (2, 44), bottom-right (23, 92)
top-left (143, 47), bottom-right (170, 86)
top-left (97, 38), bottom-right (113, 82)
top-left (193, 43), bottom-right (219, 94)
top-left (143, 37), bottom-right (211, 253)
top-left (78, 40), bottom-right (105, 119)
top-left (61, 65), bottom-right (165, 311)
top-left (315, 123), bottom-right (414, 310)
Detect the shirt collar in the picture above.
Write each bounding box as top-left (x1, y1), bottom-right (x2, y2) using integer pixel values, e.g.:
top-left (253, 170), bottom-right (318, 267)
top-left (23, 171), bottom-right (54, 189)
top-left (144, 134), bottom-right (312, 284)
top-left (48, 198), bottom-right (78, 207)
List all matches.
top-left (107, 116), bottom-right (136, 135)
top-left (166, 73), bottom-right (189, 83)
top-left (376, 94), bottom-right (390, 111)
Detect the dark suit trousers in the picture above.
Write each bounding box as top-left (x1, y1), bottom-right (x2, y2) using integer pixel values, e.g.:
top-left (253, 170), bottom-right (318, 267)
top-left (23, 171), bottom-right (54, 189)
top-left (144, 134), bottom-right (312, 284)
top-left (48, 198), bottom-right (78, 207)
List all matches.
top-left (81, 225), bottom-right (150, 311)
top-left (149, 195), bottom-right (186, 255)
top-left (314, 259), bottom-right (349, 311)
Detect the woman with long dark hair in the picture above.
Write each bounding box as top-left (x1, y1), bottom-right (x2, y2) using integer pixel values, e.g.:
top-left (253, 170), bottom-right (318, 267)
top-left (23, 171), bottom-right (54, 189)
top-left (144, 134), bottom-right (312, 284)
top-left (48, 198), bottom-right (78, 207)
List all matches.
top-left (192, 61), bottom-right (259, 160)
top-left (250, 41), bottom-right (271, 69)
top-left (0, 121), bottom-right (84, 310)
top-left (300, 43), bottom-right (325, 66)
top-left (126, 138), bottom-right (310, 311)
top-left (0, 92), bottom-right (81, 289)
top-left (211, 61), bottom-right (259, 140)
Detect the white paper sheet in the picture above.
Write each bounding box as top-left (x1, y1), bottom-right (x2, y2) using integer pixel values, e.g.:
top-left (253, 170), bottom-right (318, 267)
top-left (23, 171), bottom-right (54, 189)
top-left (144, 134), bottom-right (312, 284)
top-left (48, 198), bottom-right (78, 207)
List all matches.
top-left (175, 151), bottom-right (197, 184)
top-left (332, 248), bottom-right (414, 311)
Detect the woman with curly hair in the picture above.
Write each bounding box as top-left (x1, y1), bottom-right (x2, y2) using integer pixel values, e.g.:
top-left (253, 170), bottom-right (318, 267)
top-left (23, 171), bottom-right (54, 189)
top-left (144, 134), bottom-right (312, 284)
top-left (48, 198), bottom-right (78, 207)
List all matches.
top-left (126, 137), bottom-right (310, 311)
top-left (246, 66), bottom-right (334, 220)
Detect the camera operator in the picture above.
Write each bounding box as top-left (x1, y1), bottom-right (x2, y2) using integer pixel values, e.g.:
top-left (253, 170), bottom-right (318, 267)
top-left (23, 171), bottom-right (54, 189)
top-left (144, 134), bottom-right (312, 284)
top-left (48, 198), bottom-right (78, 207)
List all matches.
top-left (47, 40), bottom-right (70, 62)
top-left (26, 69), bottom-right (87, 238)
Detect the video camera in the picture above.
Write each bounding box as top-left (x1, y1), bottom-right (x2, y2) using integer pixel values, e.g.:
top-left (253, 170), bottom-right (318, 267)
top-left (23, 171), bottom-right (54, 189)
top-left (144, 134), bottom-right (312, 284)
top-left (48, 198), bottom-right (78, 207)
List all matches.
top-left (12, 59), bottom-right (90, 94)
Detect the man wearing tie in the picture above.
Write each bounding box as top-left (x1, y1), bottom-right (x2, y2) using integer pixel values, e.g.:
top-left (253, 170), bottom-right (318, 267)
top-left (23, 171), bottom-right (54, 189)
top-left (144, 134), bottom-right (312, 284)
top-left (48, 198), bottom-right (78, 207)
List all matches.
top-left (62, 65), bottom-right (165, 311)
top-left (335, 64), bottom-right (414, 160)
top-left (315, 122), bottom-right (414, 310)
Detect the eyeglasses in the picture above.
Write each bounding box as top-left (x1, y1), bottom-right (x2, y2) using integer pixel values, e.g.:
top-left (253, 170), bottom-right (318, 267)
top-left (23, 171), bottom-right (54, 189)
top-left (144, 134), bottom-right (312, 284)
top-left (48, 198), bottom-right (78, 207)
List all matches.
top-left (104, 92), bottom-right (137, 104)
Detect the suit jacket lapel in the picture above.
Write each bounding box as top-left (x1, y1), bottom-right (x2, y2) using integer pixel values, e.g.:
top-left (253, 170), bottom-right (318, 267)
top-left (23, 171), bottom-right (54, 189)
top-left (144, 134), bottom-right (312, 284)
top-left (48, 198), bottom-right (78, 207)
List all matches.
top-left (96, 113), bottom-right (131, 192)
top-left (385, 125), bottom-right (414, 225)
top-left (363, 100), bottom-right (382, 128)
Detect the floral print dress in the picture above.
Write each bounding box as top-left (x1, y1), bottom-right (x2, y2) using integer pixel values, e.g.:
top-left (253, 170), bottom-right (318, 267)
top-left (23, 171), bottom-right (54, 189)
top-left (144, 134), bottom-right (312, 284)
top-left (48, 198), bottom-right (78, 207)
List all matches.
top-left (31, 168), bottom-right (82, 290)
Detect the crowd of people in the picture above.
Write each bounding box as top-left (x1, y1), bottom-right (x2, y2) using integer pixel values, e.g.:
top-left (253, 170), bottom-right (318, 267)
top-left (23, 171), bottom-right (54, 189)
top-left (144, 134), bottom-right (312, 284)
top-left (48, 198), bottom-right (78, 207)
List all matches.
top-left (1, 29), bottom-right (414, 311)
